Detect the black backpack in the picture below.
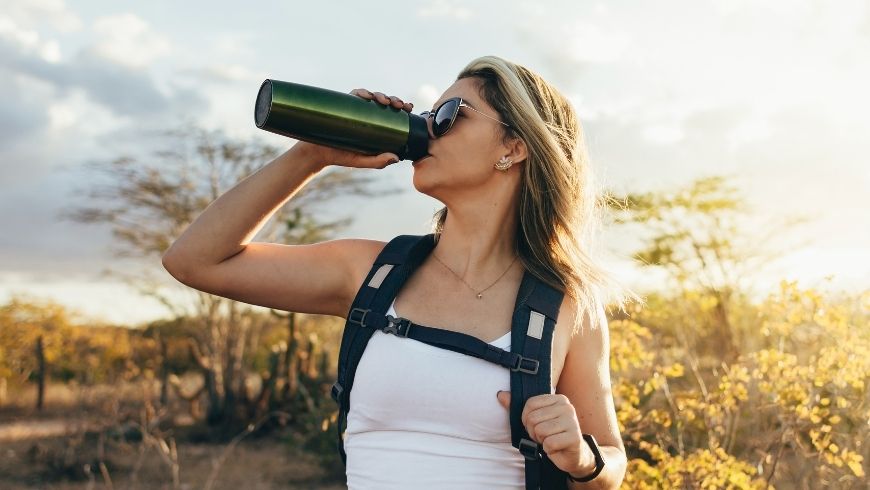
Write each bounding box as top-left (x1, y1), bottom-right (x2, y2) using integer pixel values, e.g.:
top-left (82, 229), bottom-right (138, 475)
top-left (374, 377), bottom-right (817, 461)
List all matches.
top-left (330, 234), bottom-right (571, 489)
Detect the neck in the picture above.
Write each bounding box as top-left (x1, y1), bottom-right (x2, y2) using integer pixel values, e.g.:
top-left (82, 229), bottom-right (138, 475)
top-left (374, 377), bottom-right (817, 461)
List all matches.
top-left (433, 194), bottom-right (520, 285)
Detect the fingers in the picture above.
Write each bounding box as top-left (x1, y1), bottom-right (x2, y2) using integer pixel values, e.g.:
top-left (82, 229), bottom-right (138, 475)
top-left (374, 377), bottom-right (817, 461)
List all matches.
top-left (350, 88), bottom-right (414, 112)
top-left (349, 88), bottom-right (372, 99)
top-left (378, 152), bottom-right (401, 167)
top-left (541, 431), bottom-right (575, 456)
top-left (359, 152), bottom-right (401, 169)
top-left (522, 395), bottom-right (574, 444)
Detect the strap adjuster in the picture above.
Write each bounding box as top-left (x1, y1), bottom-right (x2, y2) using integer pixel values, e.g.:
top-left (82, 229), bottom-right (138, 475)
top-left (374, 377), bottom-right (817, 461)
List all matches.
top-left (518, 437), bottom-right (541, 460)
top-left (330, 381), bottom-right (344, 404)
top-left (383, 315), bottom-right (412, 338)
top-left (348, 308), bottom-right (370, 328)
top-left (510, 354), bottom-right (540, 375)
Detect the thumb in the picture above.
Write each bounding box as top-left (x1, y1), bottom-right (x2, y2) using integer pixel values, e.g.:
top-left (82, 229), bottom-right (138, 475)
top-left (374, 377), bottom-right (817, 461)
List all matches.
top-left (380, 153), bottom-right (400, 166)
top-left (496, 390), bottom-right (510, 409)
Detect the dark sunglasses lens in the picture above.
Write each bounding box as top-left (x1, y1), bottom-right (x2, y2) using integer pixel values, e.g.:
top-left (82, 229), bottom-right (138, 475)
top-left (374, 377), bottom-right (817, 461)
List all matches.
top-left (433, 99), bottom-right (459, 136)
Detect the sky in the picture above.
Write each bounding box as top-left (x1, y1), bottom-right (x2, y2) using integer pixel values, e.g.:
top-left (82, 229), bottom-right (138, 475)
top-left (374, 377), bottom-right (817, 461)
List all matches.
top-left (1, 0), bottom-right (868, 327)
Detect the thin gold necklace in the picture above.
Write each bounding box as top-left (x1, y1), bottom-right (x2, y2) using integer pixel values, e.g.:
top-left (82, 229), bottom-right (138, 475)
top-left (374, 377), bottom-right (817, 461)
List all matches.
top-left (431, 253), bottom-right (518, 299)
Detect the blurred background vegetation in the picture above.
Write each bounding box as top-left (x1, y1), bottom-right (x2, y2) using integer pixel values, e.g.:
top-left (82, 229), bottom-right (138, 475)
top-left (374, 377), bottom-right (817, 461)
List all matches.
top-left (0, 127), bottom-right (866, 489)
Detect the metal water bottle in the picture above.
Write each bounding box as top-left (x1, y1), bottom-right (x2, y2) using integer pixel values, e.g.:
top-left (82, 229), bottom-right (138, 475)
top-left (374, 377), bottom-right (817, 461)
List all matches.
top-left (254, 79), bottom-right (429, 161)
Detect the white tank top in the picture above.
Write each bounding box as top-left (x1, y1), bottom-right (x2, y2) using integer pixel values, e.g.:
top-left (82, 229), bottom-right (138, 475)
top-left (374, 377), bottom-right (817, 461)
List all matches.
top-left (344, 299), bottom-right (526, 489)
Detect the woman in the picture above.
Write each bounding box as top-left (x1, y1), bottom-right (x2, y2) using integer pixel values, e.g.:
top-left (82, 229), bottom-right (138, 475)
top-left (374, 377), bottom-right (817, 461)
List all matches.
top-left (163, 55), bottom-right (634, 488)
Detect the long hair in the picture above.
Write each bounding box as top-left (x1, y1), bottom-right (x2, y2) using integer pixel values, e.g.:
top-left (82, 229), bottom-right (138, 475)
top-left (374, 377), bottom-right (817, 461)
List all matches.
top-left (431, 55), bottom-right (640, 335)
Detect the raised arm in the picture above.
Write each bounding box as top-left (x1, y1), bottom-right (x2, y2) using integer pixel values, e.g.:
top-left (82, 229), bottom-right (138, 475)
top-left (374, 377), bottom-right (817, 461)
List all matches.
top-left (162, 90), bottom-right (414, 317)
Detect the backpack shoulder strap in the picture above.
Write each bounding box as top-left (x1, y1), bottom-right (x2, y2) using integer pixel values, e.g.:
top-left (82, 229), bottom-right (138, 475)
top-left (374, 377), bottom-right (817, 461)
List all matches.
top-left (331, 233), bottom-right (435, 465)
top-left (508, 270), bottom-right (570, 490)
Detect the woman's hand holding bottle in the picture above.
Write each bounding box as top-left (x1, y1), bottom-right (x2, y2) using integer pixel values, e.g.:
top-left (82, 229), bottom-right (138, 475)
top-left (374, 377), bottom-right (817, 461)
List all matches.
top-left (293, 89), bottom-right (415, 170)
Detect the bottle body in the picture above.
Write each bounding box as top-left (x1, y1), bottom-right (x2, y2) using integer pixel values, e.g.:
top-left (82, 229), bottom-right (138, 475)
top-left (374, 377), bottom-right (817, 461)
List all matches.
top-left (254, 79), bottom-right (429, 161)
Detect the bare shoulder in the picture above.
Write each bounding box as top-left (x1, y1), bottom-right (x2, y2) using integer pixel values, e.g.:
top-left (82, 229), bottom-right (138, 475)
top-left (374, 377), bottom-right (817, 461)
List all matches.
top-left (340, 238), bottom-right (388, 290)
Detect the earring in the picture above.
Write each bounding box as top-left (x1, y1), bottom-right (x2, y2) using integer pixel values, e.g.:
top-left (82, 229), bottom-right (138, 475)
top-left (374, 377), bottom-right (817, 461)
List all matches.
top-left (495, 156), bottom-right (513, 171)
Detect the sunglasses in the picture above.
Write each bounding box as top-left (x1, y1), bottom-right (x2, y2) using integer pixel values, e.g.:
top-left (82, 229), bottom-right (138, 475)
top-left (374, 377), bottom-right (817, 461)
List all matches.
top-left (420, 97), bottom-right (511, 138)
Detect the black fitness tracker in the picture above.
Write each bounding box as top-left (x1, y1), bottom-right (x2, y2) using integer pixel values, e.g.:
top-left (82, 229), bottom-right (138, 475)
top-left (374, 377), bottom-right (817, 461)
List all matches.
top-left (567, 433), bottom-right (605, 483)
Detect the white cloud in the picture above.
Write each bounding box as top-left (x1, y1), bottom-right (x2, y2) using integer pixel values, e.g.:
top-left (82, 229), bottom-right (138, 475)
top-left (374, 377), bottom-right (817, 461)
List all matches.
top-left (522, 0), bottom-right (870, 157)
top-left (46, 100), bottom-right (76, 129)
top-left (212, 31), bottom-right (257, 59)
top-left (565, 21), bottom-right (632, 64)
top-left (44, 88), bottom-right (120, 137)
top-left (418, 0), bottom-right (474, 21)
top-left (0, 17), bottom-right (63, 62)
top-left (415, 83), bottom-right (441, 109)
top-left (180, 63), bottom-right (262, 84)
top-left (90, 13), bottom-right (172, 69)
top-left (3, 0), bottom-right (82, 32)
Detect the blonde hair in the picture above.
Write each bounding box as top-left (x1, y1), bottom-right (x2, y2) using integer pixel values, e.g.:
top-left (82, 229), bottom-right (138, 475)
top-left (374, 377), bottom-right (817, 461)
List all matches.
top-left (432, 55), bottom-right (640, 335)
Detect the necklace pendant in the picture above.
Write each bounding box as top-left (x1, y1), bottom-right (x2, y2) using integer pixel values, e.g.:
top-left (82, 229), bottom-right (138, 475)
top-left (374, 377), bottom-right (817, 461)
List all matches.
top-left (477, 293), bottom-right (483, 299)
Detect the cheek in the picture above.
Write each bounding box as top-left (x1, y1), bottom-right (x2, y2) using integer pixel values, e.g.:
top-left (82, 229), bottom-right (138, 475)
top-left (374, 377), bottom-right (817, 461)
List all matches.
top-left (412, 136), bottom-right (496, 193)
top-left (443, 139), bottom-right (495, 175)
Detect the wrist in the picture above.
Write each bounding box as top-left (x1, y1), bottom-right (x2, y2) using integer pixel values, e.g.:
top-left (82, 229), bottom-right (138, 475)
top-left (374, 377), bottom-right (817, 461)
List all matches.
top-left (567, 434), bottom-right (605, 483)
top-left (287, 142), bottom-right (328, 173)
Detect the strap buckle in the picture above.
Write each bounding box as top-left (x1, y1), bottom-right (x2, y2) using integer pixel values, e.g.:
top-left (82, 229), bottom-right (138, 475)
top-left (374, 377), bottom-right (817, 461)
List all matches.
top-left (510, 354), bottom-right (540, 375)
top-left (518, 437), bottom-right (541, 460)
top-left (383, 314), bottom-right (412, 338)
top-left (348, 308), bottom-right (370, 328)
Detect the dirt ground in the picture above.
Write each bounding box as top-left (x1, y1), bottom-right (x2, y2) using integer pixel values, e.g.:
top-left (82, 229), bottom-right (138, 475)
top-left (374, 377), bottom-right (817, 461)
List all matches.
top-left (0, 421), bottom-right (347, 490)
top-left (0, 383), bottom-right (347, 490)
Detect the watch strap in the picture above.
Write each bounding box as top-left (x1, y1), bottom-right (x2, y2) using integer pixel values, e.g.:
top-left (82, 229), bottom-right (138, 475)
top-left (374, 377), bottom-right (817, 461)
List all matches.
top-left (567, 433), bottom-right (605, 483)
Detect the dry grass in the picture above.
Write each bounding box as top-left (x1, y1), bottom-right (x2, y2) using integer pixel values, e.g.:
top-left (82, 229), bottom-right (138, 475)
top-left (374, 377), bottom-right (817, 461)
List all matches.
top-left (0, 382), bottom-right (347, 490)
top-left (0, 434), bottom-right (347, 489)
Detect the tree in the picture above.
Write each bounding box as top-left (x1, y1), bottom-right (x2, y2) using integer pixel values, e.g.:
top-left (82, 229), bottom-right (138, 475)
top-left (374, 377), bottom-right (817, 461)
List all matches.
top-left (0, 296), bottom-right (77, 406)
top-left (60, 126), bottom-right (399, 427)
top-left (606, 174), bottom-right (808, 361)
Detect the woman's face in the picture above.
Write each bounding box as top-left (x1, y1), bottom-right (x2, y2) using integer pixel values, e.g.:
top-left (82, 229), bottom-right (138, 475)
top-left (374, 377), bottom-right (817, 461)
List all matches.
top-left (411, 77), bottom-right (515, 202)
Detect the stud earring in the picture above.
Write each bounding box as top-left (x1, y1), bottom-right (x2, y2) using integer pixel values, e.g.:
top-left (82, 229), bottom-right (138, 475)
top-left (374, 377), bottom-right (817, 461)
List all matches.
top-left (495, 156), bottom-right (513, 171)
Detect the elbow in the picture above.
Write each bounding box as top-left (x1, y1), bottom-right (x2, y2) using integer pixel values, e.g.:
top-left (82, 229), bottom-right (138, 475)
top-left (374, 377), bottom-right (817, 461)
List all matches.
top-left (612, 448), bottom-right (629, 488)
top-left (162, 249), bottom-right (191, 283)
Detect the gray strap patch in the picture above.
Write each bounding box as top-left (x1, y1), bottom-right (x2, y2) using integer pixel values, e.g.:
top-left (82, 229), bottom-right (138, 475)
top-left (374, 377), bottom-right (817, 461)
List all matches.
top-left (367, 264), bottom-right (394, 289)
top-left (527, 311), bottom-right (545, 339)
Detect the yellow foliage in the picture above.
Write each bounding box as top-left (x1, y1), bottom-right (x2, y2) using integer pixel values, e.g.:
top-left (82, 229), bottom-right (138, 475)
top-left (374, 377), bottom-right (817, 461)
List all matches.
top-left (0, 296), bottom-right (135, 386)
top-left (612, 282), bottom-right (869, 487)
top-left (624, 447), bottom-right (771, 489)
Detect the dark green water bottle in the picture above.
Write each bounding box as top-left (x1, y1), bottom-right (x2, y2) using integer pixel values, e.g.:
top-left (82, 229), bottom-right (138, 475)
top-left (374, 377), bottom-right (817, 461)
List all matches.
top-left (254, 79), bottom-right (429, 161)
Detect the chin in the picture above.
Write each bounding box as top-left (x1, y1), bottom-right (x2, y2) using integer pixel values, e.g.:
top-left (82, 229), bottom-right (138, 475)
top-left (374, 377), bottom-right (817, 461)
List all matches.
top-left (411, 170), bottom-right (433, 195)
top-left (411, 161), bottom-right (442, 198)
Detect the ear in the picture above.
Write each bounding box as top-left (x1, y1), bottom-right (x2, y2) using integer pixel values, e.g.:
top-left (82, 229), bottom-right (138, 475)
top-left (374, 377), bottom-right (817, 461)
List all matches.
top-left (503, 136), bottom-right (528, 166)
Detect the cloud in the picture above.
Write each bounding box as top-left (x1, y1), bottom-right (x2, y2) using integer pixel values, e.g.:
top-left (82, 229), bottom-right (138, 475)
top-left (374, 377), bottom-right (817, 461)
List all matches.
top-left (418, 0), bottom-right (474, 21)
top-left (67, 48), bottom-right (203, 117)
top-left (0, 73), bottom-right (51, 149)
top-left (3, 0), bottom-right (82, 33)
top-left (0, 13), bottom-right (209, 143)
top-left (415, 84), bottom-right (441, 109)
top-left (90, 13), bottom-right (172, 69)
top-left (0, 16), bottom-right (63, 63)
top-left (177, 63), bottom-right (263, 84)
top-left (211, 31), bottom-right (258, 59)
top-left (519, 0), bottom-right (870, 130)
top-left (555, 20), bottom-right (631, 64)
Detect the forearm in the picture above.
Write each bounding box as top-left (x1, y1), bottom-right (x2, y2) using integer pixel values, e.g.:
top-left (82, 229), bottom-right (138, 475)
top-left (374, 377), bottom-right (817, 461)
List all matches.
top-left (163, 143), bottom-right (325, 269)
top-left (567, 445), bottom-right (627, 489)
